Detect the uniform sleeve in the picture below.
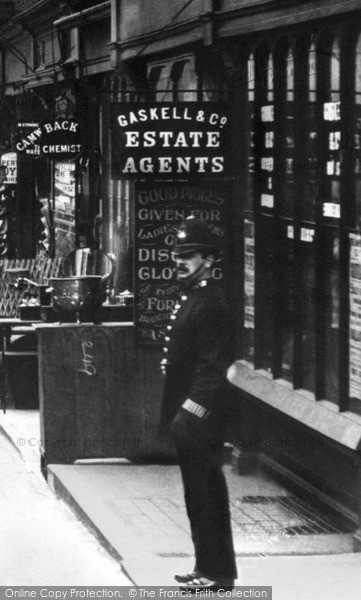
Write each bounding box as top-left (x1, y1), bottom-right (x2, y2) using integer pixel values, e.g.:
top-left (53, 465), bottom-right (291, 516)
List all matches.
top-left (177, 296), bottom-right (233, 424)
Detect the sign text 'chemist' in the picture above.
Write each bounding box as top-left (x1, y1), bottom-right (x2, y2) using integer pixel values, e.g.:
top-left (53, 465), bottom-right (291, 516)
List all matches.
top-left (16, 118), bottom-right (82, 158)
top-left (111, 103), bottom-right (231, 178)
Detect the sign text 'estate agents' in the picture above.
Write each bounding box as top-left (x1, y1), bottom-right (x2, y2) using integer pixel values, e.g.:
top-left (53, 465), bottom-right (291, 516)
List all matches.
top-left (111, 102), bottom-right (231, 179)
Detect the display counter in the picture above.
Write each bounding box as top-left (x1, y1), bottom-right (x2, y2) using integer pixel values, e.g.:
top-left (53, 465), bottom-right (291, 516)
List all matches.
top-left (34, 322), bottom-right (173, 475)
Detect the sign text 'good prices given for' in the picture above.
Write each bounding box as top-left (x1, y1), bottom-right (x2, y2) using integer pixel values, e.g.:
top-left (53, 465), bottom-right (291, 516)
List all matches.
top-left (111, 103), bottom-right (231, 178)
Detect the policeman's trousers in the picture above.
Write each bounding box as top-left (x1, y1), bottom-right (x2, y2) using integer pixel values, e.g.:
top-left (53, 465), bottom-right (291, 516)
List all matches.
top-left (172, 418), bottom-right (238, 582)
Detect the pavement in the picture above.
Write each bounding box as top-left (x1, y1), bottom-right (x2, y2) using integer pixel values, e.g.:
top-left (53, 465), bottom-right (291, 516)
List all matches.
top-left (1, 407), bottom-right (361, 599)
top-left (0, 422), bottom-right (131, 586)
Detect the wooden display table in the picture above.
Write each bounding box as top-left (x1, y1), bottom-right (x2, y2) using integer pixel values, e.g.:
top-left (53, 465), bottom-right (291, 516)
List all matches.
top-left (34, 323), bottom-right (173, 475)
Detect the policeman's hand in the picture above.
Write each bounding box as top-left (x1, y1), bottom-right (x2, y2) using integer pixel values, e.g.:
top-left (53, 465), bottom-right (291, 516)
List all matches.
top-left (170, 406), bottom-right (211, 442)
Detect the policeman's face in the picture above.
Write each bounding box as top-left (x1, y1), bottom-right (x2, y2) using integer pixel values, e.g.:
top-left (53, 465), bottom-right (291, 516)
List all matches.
top-left (173, 251), bottom-right (212, 280)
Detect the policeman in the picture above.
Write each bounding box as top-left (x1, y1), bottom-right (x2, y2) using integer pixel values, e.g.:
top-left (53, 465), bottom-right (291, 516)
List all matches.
top-left (159, 216), bottom-right (238, 591)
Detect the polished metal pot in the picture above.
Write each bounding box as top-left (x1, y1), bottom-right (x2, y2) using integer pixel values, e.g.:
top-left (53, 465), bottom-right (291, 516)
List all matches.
top-left (47, 276), bottom-right (103, 322)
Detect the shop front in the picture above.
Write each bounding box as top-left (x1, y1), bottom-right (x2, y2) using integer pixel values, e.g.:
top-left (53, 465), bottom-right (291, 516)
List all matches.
top-left (215, 9), bottom-right (361, 547)
top-left (110, 0), bottom-right (361, 546)
top-left (2, 0), bottom-right (361, 545)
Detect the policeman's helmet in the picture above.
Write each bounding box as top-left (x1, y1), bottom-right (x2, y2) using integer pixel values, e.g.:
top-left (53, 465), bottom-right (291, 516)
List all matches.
top-left (172, 216), bottom-right (223, 258)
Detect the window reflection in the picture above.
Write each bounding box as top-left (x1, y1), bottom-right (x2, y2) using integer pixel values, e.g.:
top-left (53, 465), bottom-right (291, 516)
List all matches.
top-left (280, 45), bottom-right (295, 381)
top-left (322, 36), bottom-right (341, 404)
top-left (243, 53), bottom-right (256, 362)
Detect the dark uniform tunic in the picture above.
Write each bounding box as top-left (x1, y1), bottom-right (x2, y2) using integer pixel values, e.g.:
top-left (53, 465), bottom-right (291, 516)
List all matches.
top-left (160, 278), bottom-right (238, 582)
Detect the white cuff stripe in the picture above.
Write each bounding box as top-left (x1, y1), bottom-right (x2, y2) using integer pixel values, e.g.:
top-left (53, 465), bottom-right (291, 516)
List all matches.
top-left (182, 399), bottom-right (209, 419)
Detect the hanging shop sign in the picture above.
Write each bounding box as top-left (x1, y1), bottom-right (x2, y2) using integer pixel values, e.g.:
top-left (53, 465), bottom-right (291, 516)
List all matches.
top-left (134, 180), bottom-right (229, 345)
top-left (349, 232), bottom-right (361, 398)
top-left (16, 118), bottom-right (82, 158)
top-left (1, 153), bottom-right (17, 184)
top-left (111, 102), bottom-right (231, 179)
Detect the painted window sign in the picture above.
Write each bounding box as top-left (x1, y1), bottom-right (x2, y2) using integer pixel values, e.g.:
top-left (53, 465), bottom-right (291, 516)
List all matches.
top-left (134, 180), bottom-right (228, 344)
top-left (110, 102), bottom-right (231, 179)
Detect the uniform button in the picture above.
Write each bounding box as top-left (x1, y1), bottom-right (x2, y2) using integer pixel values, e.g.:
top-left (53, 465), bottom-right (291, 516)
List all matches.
top-left (161, 358), bottom-right (167, 365)
top-left (170, 315), bottom-right (176, 320)
top-left (167, 325), bottom-right (172, 330)
top-left (181, 295), bottom-right (187, 301)
top-left (165, 336), bottom-right (170, 342)
top-left (175, 303), bottom-right (180, 309)
top-left (163, 347), bottom-right (168, 353)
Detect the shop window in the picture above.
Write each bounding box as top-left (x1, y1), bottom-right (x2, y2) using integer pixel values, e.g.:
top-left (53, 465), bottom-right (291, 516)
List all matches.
top-left (349, 32), bottom-right (361, 411)
top-left (246, 52), bottom-right (255, 213)
top-left (320, 36), bottom-right (341, 405)
top-left (279, 44), bottom-right (296, 382)
top-left (354, 34), bottom-right (361, 229)
top-left (243, 52), bottom-right (256, 362)
top-left (254, 47), bottom-right (274, 373)
top-left (302, 40), bottom-right (318, 221)
top-left (296, 38), bottom-right (318, 393)
top-left (102, 74), bottom-right (134, 296)
top-left (283, 46), bottom-right (295, 217)
top-left (53, 161), bottom-right (76, 258)
top-left (240, 29), bottom-right (355, 409)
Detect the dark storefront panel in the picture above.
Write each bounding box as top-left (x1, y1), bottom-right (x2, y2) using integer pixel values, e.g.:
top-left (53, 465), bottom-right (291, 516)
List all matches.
top-left (238, 23), bottom-right (361, 416)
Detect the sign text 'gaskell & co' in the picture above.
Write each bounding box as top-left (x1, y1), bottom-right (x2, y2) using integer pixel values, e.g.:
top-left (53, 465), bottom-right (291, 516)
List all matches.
top-left (110, 103), bottom-right (231, 178)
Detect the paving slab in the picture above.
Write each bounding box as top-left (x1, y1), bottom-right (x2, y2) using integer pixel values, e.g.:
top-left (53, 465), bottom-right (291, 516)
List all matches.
top-left (48, 461), bottom-right (355, 586)
top-left (1, 406), bottom-right (359, 597)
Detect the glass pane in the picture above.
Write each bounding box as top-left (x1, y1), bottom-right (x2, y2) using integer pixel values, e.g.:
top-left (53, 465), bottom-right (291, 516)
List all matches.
top-left (309, 41), bottom-right (317, 103)
top-left (283, 47), bottom-right (295, 219)
top-left (355, 37), bottom-right (361, 228)
top-left (243, 217), bottom-right (255, 362)
top-left (245, 53), bottom-right (255, 213)
top-left (299, 224), bottom-right (316, 392)
top-left (248, 53), bottom-right (255, 102)
top-left (323, 227), bottom-right (340, 403)
top-left (320, 39), bottom-right (341, 404)
top-left (301, 42), bottom-right (318, 221)
top-left (330, 39), bottom-right (340, 102)
top-left (349, 36), bottom-right (361, 412)
top-left (53, 161), bottom-right (76, 258)
top-left (256, 215), bottom-right (273, 372)
top-left (267, 52), bottom-right (274, 102)
top-left (355, 34), bottom-right (361, 104)
top-left (177, 60), bottom-right (197, 101)
top-left (286, 47), bottom-right (294, 102)
top-left (349, 232), bottom-right (361, 406)
top-left (280, 220), bottom-right (294, 382)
